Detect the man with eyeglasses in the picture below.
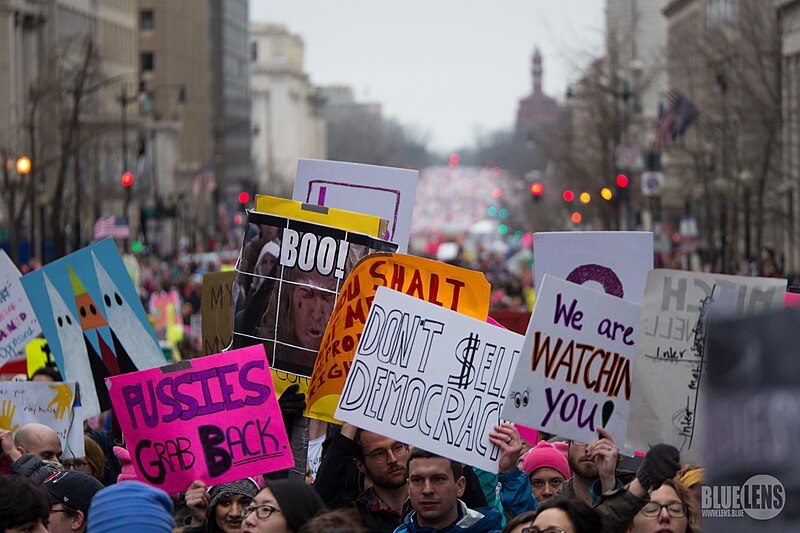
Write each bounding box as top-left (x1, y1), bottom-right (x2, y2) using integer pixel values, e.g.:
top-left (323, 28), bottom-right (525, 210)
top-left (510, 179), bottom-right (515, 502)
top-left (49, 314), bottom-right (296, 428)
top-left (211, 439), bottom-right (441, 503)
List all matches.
top-left (314, 423), bottom-right (414, 532)
top-left (41, 470), bottom-right (105, 533)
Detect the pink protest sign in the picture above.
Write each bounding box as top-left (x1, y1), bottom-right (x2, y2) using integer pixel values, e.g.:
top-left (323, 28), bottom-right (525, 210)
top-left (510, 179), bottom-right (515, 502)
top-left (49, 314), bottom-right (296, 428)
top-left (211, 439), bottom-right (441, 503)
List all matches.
top-left (106, 345), bottom-right (293, 493)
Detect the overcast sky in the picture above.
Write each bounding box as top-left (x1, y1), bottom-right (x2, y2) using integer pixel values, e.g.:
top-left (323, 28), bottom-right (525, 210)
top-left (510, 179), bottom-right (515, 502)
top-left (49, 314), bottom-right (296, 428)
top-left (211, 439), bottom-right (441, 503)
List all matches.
top-left (251, 1), bottom-right (606, 153)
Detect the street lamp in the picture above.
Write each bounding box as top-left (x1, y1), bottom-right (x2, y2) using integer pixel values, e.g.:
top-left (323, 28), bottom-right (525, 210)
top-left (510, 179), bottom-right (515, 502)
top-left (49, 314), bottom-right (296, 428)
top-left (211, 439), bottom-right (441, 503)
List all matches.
top-left (118, 80), bottom-right (147, 233)
top-left (16, 157), bottom-right (31, 175)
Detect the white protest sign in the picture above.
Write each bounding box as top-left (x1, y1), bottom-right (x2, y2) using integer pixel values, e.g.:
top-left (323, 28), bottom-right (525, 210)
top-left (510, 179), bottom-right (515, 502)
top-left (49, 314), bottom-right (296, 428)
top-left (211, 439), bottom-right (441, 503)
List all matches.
top-left (0, 251), bottom-right (41, 361)
top-left (293, 158), bottom-right (418, 253)
top-left (627, 269), bottom-right (786, 463)
top-left (501, 275), bottom-right (640, 445)
top-left (534, 231), bottom-right (653, 304)
top-left (335, 286), bottom-right (522, 472)
top-left (0, 381), bottom-right (84, 459)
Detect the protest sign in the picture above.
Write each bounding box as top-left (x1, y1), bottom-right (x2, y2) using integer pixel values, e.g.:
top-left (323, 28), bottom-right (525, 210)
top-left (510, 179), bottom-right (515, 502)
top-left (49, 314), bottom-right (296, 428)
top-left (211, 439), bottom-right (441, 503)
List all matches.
top-left (26, 339), bottom-right (54, 378)
top-left (254, 195), bottom-right (387, 238)
top-left (335, 286), bottom-right (522, 472)
top-left (293, 158), bottom-right (419, 253)
top-left (627, 269), bottom-right (786, 463)
top-left (0, 250), bottom-right (41, 361)
top-left (308, 253), bottom-right (491, 422)
top-left (106, 345), bottom-right (293, 493)
top-left (21, 239), bottom-right (165, 418)
top-left (150, 290), bottom-right (181, 332)
top-left (0, 381), bottom-right (84, 459)
top-left (501, 275), bottom-right (640, 445)
top-left (703, 308), bottom-right (798, 531)
top-left (231, 210), bottom-right (396, 379)
top-left (534, 231), bottom-right (653, 304)
top-left (202, 271), bottom-right (236, 355)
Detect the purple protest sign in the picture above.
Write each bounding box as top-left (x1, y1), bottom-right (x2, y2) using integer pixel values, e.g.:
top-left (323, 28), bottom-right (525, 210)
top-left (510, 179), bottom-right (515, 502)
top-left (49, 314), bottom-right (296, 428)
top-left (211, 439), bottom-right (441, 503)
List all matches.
top-left (106, 345), bottom-right (293, 493)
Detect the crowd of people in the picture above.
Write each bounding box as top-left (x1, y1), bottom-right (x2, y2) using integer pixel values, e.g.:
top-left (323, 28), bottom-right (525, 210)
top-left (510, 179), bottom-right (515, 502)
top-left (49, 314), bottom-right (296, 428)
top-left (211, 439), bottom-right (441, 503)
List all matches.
top-left (1, 360), bottom-right (702, 533)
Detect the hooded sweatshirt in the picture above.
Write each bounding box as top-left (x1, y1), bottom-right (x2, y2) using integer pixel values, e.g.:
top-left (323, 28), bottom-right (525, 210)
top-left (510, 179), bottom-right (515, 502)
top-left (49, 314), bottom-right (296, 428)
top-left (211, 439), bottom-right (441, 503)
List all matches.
top-left (394, 500), bottom-right (502, 533)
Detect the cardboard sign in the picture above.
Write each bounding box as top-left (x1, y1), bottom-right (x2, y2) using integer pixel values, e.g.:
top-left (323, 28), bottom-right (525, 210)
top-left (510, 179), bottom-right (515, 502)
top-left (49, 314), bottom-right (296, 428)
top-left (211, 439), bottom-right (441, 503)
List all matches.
top-left (106, 345), bottom-right (293, 493)
top-left (293, 158), bottom-right (419, 253)
top-left (534, 232), bottom-right (653, 304)
top-left (627, 269), bottom-right (786, 463)
top-left (255, 194), bottom-right (387, 238)
top-left (704, 308), bottom-right (798, 531)
top-left (202, 271), bottom-right (236, 355)
top-left (308, 253), bottom-right (491, 422)
top-left (335, 287), bottom-right (522, 472)
top-left (501, 275), bottom-right (640, 445)
top-left (0, 381), bottom-right (84, 459)
top-left (0, 251), bottom-right (41, 361)
top-left (26, 339), bottom-right (54, 378)
top-left (231, 211), bottom-right (396, 378)
top-left (21, 239), bottom-right (165, 418)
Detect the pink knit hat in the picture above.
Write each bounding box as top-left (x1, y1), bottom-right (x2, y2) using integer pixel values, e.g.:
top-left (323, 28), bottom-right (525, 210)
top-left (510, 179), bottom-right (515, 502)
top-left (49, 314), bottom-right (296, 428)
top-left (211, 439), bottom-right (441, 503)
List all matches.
top-left (521, 441), bottom-right (571, 480)
top-left (113, 446), bottom-right (139, 483)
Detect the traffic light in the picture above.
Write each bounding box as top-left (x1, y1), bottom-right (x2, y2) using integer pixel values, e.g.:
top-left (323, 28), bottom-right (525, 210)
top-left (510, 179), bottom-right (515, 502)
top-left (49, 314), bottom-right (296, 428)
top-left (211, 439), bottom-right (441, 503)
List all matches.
top-left (530, 182), bottom-right (544, 202)
top-left (562, 189), bottom-right (574, 202)
top-left (238, 191), bottom-right (250, 205)
top-left (616, 173), bottom-right (630, 201)
top-left (121, 171), bottom-right (134, 187)
top-left (601, 187), bottom-right (613, 201)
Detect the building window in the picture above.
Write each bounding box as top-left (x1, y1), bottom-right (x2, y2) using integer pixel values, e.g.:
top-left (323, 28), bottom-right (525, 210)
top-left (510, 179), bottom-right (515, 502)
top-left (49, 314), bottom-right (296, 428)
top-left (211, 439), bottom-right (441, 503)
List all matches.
top-left (140, 10), bottom-right (153, 30)
top-left (141, 52), bottom-right (154, 72)
top-left (251, 41), bottom-right (257, 62)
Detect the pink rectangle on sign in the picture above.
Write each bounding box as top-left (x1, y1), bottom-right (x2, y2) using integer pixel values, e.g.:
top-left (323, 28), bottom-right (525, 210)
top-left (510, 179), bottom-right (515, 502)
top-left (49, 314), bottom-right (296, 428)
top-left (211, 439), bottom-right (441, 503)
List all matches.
top-left (785, 291), bottom-right (800, 308)
top-left (106, 345), bottom-right (293, 493)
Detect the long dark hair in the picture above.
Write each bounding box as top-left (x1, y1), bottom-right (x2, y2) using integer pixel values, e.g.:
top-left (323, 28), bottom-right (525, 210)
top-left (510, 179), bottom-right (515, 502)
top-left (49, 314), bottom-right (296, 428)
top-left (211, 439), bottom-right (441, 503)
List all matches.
top-left (265, 479), bottom-right (327, 532)
top-left (0, 476), bottom-right (50, 530)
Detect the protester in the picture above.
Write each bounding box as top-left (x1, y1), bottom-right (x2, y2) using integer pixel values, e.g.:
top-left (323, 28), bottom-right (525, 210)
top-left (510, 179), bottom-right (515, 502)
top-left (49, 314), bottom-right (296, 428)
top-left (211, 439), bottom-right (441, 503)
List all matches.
top-left (520, 441), bottom-right (572, 502)
top-left (313, 423), bottom-right (493, 533)
top-left (559, 429), bottom-right (621, 506)
top-left (62, 436), bottom-right (107, 483)
top-left (0, 423), bottom-right (62, 463)
top-left (626, 479), bottom-right (699, 533)
top-left (0, 475), bottom-right (50, 533)
top-left (526, 498), bottom-right (602, 533)
top-left (500, 511), bottom-right (536, 533)
top-left (183, 478), bottom-right (259, 533)
top-left (30, 365), bottom-right (63, 382)
top-left (395, 448), bottom-right (503, 533)
top-left (42, 470), bottom-right (105, 533)
top-left (87, 480), bottom-right (174, 533)
top-left (677, 465), bottom-right (704, 514)
top-left (296, 509), bottom-right (367, 533)
top-left (241, 479), bottom-right (326, 533)
top-left (592, 444), bottom-right (682, 533)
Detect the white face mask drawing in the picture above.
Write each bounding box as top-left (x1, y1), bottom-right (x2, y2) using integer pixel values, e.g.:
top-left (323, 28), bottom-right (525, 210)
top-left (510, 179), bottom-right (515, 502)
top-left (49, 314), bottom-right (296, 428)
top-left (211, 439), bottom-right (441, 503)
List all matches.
top-left (44, 273), bottom-right (101, 418)
top-left (91, 251), bottom-right (164, 370)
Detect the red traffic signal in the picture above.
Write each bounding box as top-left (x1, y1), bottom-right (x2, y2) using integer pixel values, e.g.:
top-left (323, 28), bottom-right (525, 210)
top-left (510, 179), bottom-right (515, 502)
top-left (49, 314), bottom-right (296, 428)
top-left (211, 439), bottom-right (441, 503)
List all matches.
top-left (238, 191), bottom-right (250, 205)
top-left (616, 174), bottom-right (629, 188)
top-left (121, 171), bottom-right (134, 187)
top-left (530, 182), bottom-right (544, 196)
top-left (563, 189), bottom-right (574, 202)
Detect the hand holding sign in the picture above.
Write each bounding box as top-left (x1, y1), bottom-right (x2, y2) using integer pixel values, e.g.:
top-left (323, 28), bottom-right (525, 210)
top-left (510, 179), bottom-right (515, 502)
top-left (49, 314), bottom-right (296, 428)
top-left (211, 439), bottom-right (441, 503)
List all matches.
top-left (47, 383), bottom-right (73, 421)
top-left (488, 423), bottom-right (524, 474)
top-left (0, 400), bottom-right (19, 432)
top-left (587, 427), bottom-right (620, 493)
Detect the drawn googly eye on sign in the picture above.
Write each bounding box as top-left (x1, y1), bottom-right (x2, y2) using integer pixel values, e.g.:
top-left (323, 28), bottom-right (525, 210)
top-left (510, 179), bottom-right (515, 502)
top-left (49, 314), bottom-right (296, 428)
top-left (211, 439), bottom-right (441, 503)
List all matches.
top-left (565, 264), bottom-right (624, 298)
top-left (512, 391), bottom-right (522, 408)
top-left (521, 388), bottom-right (531, 407)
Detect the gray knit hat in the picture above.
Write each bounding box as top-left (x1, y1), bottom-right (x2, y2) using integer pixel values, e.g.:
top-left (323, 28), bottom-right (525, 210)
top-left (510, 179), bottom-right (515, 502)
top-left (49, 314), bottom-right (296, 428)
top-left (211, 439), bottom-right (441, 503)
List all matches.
top-left (209, 479), bottom-right (259, 509)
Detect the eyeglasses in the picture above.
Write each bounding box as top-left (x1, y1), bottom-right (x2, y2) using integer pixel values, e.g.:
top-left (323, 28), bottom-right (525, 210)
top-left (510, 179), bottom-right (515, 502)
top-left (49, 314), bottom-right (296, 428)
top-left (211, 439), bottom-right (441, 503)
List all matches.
top-left (364, 442), bottom-right (408, 464)
top-left (640, 502), bottom-right (688, 518)
top-left (241, 505), bottom-right (281, 520)
top-left (521, 526), bottom-right (567, 533)
top-left (62, 459), bottom-right (89, 470)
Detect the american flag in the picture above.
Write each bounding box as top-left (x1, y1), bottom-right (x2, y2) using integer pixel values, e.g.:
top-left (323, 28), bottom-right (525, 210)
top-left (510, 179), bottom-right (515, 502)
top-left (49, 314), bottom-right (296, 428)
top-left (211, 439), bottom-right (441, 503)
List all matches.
top-left (93, 216), bottom-right (130, 240)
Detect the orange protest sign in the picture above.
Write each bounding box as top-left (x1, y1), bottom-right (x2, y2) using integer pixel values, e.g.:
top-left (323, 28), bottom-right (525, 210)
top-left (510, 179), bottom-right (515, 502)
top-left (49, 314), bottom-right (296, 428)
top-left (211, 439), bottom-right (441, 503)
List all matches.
top-left (306, 253), bottom-right (491, 422)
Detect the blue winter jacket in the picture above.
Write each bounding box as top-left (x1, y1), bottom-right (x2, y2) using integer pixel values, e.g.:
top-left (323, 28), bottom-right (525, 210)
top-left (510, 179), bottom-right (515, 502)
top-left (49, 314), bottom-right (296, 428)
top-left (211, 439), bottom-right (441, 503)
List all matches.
top-left (393, 501), bottom-right (503, 533)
